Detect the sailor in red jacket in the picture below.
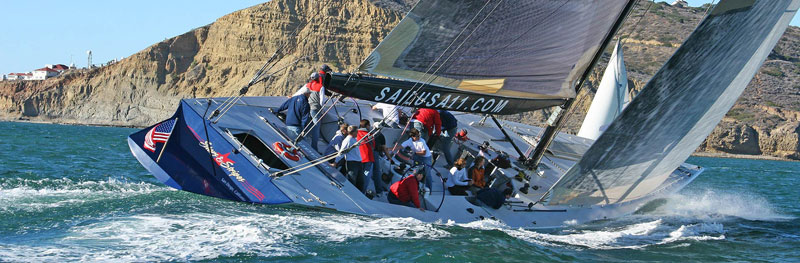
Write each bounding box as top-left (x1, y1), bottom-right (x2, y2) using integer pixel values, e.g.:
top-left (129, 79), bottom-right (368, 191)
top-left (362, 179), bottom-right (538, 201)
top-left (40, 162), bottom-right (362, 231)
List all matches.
top-left (388, 170), bottom-right (425, 212)
top-left (357, 119), bottom-right (375, 194)
top-left (411, 108), bottom-right (442, 142)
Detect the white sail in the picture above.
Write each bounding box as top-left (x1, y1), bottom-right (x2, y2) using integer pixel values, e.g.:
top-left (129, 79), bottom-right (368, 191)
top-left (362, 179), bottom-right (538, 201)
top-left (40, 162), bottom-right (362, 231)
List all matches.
top-left (577, 40), bottom-right (629, 140)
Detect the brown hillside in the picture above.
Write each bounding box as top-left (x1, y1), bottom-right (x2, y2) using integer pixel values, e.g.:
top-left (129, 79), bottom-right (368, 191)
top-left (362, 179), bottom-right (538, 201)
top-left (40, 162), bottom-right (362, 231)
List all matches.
top-left (0, 0), bottom-right (798, 159)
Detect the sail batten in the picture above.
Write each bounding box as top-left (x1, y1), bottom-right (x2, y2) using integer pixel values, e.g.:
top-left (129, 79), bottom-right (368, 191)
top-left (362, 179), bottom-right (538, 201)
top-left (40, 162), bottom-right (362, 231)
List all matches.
top-left (547, 0), bottom-right (800, 206)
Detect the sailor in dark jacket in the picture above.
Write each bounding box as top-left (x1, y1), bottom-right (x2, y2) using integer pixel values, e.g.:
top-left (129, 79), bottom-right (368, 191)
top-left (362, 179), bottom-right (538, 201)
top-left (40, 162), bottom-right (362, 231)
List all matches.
top-left (277, 89), bottom-right (311, 142)
top-left (438, 110), bottom-right (458, 167)
top-left (477, 188), bottom-right (513, 209)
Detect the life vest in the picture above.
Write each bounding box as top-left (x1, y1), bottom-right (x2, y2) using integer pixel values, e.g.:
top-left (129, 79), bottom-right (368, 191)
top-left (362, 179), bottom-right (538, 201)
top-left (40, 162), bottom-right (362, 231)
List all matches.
top-left (273, 142), bottom-right (300, 162)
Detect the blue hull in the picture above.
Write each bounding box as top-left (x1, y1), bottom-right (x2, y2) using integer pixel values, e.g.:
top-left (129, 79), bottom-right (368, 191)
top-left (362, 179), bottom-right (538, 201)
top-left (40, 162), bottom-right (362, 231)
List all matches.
top-left (128, 100), bottom-right (292, 204)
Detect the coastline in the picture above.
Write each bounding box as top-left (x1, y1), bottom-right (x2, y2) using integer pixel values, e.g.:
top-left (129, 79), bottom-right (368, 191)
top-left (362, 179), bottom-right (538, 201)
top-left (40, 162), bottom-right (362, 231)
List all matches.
top-left (0, 117), bottom-right (145, 129)
top-left (690, 151), bottom-right (797, 162)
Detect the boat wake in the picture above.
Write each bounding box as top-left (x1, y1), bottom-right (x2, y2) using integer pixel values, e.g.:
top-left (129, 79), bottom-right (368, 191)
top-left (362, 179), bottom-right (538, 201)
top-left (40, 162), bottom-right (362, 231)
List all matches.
top-left (644, 188), bottom-right (796, 222)
top-left (0, 210), bottom-right (450, 262)
top-left (0, 177), bottom-right (167, 212)
top-left (456, 188), bottom-right (794, 250)
top-left (0, 179), bottom-right (792, 261)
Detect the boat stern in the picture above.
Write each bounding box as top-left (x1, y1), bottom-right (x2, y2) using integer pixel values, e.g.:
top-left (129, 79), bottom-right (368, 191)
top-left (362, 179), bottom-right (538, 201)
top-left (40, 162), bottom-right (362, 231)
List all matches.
top-left (127, 100), bottom-right (292, 204)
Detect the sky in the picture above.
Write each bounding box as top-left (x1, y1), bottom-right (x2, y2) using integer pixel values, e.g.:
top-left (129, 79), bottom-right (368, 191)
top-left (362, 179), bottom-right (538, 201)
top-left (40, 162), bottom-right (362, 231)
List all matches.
top-left (1, 1), bottom-right (798, 76)
top-left (0, 1), bottom-right (265, 75)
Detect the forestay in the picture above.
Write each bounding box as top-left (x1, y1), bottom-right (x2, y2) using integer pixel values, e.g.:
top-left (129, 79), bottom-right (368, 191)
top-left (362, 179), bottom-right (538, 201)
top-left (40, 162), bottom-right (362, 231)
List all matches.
top-left (359, 0), bottom-right (632, 100)
top-left (548, 0), bottom-right (800, 206)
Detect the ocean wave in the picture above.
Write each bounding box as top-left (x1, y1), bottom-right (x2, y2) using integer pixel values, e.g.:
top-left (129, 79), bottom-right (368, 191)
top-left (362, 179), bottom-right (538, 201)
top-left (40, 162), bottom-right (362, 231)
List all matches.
top-left (0, 178), bottom-right (168, 211)
top-left (648, 189), bottom-right (796, 222)
top-left (0, 212), bottom-right (450, 262)
top-left (458, 219), bottom-right (725, 250)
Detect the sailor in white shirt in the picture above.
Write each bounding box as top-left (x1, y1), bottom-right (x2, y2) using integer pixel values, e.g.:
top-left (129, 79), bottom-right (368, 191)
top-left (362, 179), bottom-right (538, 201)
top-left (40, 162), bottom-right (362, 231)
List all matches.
top-left (446, 158), bottom-right (470, 196)
top-left (372, 103), bottom-right (409, 128)
top-left (335, 126), bottom-right (365, 192)
top-left (399, 128), bottom-right (432, 190)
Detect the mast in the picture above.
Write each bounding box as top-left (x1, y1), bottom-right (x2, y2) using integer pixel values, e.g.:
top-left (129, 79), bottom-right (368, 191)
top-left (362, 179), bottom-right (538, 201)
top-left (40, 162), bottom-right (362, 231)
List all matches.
top-left (526, 0), bottom-right (637, 169)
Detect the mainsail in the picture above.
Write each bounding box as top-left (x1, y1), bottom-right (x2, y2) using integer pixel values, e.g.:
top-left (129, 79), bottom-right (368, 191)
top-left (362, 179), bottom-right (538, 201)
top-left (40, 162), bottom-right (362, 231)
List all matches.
top-left (548, 0), bottom-right (800, 206)
top-left (329, 0), bottom-right (634, 114)
top-left (577, 40), bottom-right (630, 140)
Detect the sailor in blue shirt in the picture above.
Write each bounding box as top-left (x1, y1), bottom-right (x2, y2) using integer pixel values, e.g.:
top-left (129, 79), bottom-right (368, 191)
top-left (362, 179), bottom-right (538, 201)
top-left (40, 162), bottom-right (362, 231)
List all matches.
top-left (438, 110), bottom-right (458, 168)
top-left (277, 89), bottom-right (311, 142)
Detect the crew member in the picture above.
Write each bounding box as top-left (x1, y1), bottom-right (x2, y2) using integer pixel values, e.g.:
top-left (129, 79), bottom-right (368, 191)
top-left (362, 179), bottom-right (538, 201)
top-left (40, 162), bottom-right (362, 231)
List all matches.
top-left (388, 169), bottom-right (426, 212)
top-left (446, 158), bottom-right (470, 196)
top-left (477, 188), bottom-right (513, 209)
top-left (410, 108), bottom-right (441, 143)
top-left (372, 122), bottom-right (390, 196)
top-left (438, 110), bottom-right (457, 167)
top-left (372, 103), bottom-right (409, 128)
top-left (357, 119), bottom-right (375, 195)
top-left (277, 88), bottom-right (311, 142)
top-left (469, 156), bottom-right (487, 192)
top-left (294, 72), bottom-right (325, 152)
top-left (335, 126), bottom-right (365, 192)
top-left (324, 123), bottom-right (349, 164)
top-left (399, 128), bottom-right (433, 191)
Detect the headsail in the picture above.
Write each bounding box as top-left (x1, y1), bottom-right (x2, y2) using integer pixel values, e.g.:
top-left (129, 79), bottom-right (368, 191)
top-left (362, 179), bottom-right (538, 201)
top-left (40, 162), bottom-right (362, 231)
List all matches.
top-left (577, 40), bottom-right (630, 140)
top-left (329, 0), bottom-right (634, 114)
top-left (547, 0), bottom-right (800, 206)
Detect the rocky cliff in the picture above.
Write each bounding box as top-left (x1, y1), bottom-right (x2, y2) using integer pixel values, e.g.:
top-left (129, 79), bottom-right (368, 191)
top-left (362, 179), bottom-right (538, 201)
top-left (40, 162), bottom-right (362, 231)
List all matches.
top-left (1, 0), bottom-right (798, 160)
top-left (0, 0), bottom-right (402, 126)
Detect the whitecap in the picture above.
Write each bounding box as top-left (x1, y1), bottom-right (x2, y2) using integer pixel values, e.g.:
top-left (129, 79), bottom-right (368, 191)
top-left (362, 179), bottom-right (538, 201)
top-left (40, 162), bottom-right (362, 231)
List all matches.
top-left (0, 178), bottom-right (168, 211)
top-left (0, 211), bottom-right (451, 262)
top-left (650, 189), bottom-right (795, 221)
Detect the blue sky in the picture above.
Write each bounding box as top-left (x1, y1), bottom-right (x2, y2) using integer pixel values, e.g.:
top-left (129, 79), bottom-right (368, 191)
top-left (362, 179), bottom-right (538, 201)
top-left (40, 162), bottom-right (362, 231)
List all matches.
top-left (0, 1), bottom-right (265, 75)
top-left (1, 1), bottom-right (797, 76)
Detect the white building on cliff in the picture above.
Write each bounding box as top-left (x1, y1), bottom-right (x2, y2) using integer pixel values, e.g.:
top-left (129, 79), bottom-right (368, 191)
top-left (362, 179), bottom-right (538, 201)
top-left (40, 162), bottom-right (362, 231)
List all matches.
top-left (7, 72), bottom-right (32, 80)
top-left (31, 67), bottom-right (59, 80)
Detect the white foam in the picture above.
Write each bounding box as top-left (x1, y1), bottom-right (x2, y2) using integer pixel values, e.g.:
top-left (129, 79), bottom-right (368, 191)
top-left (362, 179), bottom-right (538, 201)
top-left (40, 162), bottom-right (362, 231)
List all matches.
top-left (661, 223), bottom-right (725, 244)
top-left (0, 211), bottom-right (451, 262)
top-left (652, 189), bottom-right (795, 221)
top-left (0, 178), bottom-right (168, 211)
top-left (456, 218), bottom-right (726, 250)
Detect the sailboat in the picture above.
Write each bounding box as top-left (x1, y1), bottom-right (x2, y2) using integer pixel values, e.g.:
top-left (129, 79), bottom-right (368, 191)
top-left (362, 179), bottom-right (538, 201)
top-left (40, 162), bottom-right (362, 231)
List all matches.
top-left (128, 0), bottom-right (799, 228)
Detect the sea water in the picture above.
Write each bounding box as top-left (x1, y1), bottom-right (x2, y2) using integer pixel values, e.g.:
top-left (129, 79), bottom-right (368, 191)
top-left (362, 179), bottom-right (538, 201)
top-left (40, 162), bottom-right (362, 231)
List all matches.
top-left (0, 121), bottom-right (798, 262)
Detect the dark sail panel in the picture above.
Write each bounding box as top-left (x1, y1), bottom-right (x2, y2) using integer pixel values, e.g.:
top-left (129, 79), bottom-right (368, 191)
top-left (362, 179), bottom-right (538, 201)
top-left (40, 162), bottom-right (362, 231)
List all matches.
top-left (547, 0), bottom-right (800, 206)
top-left (359, 0), bottom-right (631, 99)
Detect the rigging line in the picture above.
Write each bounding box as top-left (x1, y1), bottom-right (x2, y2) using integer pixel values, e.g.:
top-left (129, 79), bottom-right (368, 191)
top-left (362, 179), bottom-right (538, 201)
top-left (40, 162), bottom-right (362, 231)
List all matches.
top-left (361, 0), bottom-right (497, 134)
top-left (621, 0), bottom-right (654, 46)
top-left (295, 1), bottom-right (494, 162)
top-left (214, 43), bottom-right (325, 123)
top-left (211, 22), bottom-right (305, 121)
top-left (295, 42), bottom-right (356, 141)
top-left (277, 124), bottom-right (386, 176)
top-left (279, 105), bottom-right (388, 175)
top-left (210, 96), bottom-right (238, 118)
top-left (702, 0), bottom-right (718, 17)
top-left (250, 22), bottom-right (306, 85)
top-left (368, 0), bottom-right (504, 151)
top-left (396, 0), bottom-right (505, 117)
top-left (381, 0), bottom-right (504, 140)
